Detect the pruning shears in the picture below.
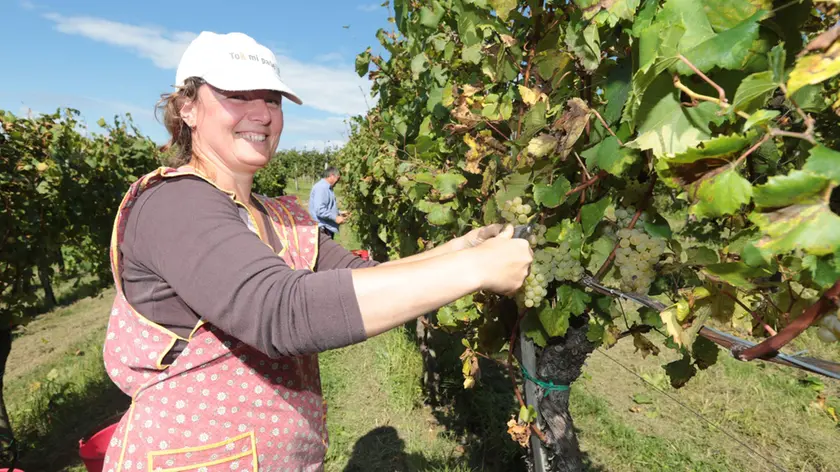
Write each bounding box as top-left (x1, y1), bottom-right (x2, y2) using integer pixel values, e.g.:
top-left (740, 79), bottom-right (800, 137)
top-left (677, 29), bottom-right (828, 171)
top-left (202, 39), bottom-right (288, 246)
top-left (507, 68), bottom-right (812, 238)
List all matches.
top-left (512, 215), bottom-right (538, 240)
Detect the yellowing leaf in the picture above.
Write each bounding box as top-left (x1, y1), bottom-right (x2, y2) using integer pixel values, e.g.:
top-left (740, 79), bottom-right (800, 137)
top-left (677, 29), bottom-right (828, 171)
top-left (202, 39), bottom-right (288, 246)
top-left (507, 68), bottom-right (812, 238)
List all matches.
top-left (787, 42), bottom-right (840, 95)
top-left (518, 85), bottom-right (547, 106)
top-left (527, 134), bottom-right (558, 157)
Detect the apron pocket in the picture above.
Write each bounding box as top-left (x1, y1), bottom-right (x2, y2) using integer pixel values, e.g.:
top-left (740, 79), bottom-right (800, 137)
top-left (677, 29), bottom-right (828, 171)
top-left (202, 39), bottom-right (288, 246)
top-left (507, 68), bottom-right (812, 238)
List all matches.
top-left (147, 431), bottom-right (257, 471)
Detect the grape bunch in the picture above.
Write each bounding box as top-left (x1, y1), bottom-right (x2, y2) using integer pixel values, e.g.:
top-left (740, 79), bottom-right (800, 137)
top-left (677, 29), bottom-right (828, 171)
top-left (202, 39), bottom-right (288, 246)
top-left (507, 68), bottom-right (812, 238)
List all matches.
top-left (613, 227), bottom-right (667, 294)
top-left (816, 312), bottom-right (840, 344)
top-left (518, 244), bottom-right (584, 308)
top-left (614, 205), bottom-right (649, 228)
top-left (501, 197), bottom-right (532, 224)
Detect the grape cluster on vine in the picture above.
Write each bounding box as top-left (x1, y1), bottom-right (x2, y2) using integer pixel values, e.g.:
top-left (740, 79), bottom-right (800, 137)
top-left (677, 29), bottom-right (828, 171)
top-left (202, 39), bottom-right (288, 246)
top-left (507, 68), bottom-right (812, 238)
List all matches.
top-left (816, 312), bottom-right (840, 344)
top-left (615, 208), bottom-right (667, 294)
top-left (517, 243), bottom-right (584, 308)
top-left (501, 197), bottom-right (532, 224)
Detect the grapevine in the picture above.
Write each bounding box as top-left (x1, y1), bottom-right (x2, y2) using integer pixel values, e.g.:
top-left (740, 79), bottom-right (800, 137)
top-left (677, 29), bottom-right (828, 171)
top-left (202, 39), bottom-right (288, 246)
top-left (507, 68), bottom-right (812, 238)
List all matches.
top-left (337, 0), bottom-right (840, 468)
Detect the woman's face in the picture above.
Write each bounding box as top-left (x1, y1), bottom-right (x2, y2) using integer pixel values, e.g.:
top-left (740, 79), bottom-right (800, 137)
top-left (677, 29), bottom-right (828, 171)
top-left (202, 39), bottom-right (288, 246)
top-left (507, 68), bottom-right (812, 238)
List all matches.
top-left (182, 84), bottom-right (285, 174)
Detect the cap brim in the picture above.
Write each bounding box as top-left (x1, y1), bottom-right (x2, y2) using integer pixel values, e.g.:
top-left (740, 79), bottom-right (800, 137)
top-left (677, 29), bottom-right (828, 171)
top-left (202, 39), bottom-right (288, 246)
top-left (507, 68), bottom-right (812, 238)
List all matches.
top-left (202, 65), bottom-right (303, 105)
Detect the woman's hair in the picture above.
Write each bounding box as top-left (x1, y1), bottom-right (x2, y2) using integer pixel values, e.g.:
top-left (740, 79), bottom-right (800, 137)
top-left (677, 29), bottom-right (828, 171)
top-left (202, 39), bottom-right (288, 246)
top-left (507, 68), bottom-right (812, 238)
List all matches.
top-left (155, 77), bottom-right (206, 167)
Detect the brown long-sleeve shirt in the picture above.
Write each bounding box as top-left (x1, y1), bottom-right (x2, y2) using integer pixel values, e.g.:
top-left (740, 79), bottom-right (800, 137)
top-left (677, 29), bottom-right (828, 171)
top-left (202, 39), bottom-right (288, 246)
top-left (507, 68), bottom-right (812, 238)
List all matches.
top-left (119, 176), bottom-right (377, 361)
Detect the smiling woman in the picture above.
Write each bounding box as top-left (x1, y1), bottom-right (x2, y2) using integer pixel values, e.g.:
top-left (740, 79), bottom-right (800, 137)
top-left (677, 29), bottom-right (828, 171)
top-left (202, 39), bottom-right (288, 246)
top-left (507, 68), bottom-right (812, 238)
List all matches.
top-left (99, 31), bottom-right (533, 471)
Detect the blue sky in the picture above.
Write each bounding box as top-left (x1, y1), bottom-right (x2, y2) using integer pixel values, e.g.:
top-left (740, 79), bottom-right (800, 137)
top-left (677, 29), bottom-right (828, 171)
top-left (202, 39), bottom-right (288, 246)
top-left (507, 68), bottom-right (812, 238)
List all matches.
top-left (0, 0), bottom-right (392, 150)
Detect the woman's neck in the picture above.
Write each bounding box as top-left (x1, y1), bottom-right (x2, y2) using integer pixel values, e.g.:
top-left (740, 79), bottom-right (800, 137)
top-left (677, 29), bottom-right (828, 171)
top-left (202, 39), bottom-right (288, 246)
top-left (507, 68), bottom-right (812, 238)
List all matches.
top-left (188, 153), bottom-right (254, 204)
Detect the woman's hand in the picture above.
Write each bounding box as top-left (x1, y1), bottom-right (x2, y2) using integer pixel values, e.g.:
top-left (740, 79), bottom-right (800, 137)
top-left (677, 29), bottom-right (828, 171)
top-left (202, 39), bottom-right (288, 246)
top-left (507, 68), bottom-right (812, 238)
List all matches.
top-left (468, 224), bottom-right (532, 296)
top-left (459, 223), bottom-right (505, 250)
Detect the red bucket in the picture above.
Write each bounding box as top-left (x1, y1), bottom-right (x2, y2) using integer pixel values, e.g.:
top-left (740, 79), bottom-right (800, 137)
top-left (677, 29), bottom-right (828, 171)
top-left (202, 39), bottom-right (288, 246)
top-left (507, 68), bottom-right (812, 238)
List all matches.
top-left (78, 423), bottom-right (118, 472)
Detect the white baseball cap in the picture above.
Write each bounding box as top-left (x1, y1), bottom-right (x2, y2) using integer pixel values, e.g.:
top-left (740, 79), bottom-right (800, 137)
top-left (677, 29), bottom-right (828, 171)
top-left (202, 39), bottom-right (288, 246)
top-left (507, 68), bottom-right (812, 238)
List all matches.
top-left (175, 31), bottom-right (302, 105)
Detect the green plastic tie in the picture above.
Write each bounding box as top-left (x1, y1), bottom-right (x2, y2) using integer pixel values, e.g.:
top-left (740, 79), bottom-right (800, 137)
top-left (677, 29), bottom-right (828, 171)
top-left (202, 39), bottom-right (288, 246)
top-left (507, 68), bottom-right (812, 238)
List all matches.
top-left (520, 364), bottom-right (570, 397)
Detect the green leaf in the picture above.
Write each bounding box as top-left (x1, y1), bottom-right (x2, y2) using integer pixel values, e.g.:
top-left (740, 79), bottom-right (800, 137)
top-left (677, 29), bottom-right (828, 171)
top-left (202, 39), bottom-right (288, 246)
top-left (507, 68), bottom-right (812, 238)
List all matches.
top-left (769, 43), bottom-right (786, 84)
top-left (732, 71), bottom-right (778, 113)
top-left (787, 42), bottom-right (840, 95)
top-left (411, 53), bottom-right (428, 79)
top-left (674, 9), bottom-right (766, 75)
top-left (750, 202), bottom-right (840, 257)
top-left (434, 172), bottom-right (467, 199)
top-left (533, 176), bottom-right (571, 209)
top-left (702, 262), bottom-right (771, 290)
top-left (632, 393), bottom-right (655, 405)
top-left (565, 15), bottom-right (601, 72)
top-left (581, 197), bottom-right (610, 238)
top-left (539, 286), bottom-right (591, 337)
top-left (581, 135), bottom-right (638, 176)
top-left (520, 100), bottom-right (547, 142)
top-left (420, 0), bottom-right (446, 28)
top-left (494, 169), bottom-right (531, 208)
top-left (690, 169), bottom-right (753, 219)
top-left (355, 49), bottom-right (371, 77)
top-left (692, 336), bottom-right (719, 370)
top-left (546, 219), bottom-right (584, 255)
top-left (96, 117), bottom-right (107, 128)
top-left (802, 145), bottom-right (840, 185)
top-left (519, 405), bottom-right (537, 423)
top-left (627, 75), bottom-right (724, 157)
top-left (522, 312), bottom-right (549, 347)
top-left (802, 254), bottom-right (840, 289)
top-left (702, 0), bottom-right (764, 31)
top-left (753, 171), bottom-right (830, 208)
top-left (602, 61), bottom-right (633, 125)
top-left (743, 109), bottom-right (780, 131)
top-left (664, 355), bottom-right (697, 388)
top-left (462, 43), bottom-right (483, 64)
top-left (458, 11), bottom-right (482, 47)
top-left (538, 304), bottom-right (570, 338)
top-left (789, 84), bottom-right (826, 112)
top-left (586, 235), bottom-right (616, 273)
top-left (418, 201), bottom-right (457, 226)
top-left (490, 0), bottom-right (517, 21)
top-left (685, 247), bottom-right (720, 265)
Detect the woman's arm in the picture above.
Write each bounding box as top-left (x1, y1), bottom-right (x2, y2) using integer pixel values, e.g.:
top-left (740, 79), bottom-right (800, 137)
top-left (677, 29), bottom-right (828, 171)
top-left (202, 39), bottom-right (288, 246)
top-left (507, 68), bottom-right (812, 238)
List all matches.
top-left (376, 223), bottom-right (506, 267)
top-left (352, 225), bottom-right (532, 337)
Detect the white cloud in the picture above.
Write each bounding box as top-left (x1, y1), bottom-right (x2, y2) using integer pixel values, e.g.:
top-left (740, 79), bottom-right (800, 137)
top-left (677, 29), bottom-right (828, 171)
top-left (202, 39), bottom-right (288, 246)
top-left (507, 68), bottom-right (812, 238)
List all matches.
top-left (41, 13), bottom-right (374, 116)
top-left (285, 139), bottom-right (346, 151)
top-left (280, 115), bottom-right (351, 150)
top-left (357, 3), bottom-right (382, 12)
top-left (20, 0), bottom-right (38, 10)
top-left (43, 13), bottom-right (196, 69)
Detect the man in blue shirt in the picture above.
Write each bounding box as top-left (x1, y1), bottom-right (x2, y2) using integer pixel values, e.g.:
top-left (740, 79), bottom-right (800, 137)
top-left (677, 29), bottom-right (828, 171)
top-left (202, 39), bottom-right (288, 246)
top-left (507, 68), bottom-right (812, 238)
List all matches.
top-left (308, 166), bottom-right (347, 239)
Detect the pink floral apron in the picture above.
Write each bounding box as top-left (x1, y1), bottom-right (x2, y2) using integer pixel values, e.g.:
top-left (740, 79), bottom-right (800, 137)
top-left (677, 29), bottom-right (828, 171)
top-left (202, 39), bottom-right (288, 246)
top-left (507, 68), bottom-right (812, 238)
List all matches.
top-left (101, 167), bottom-right (326, 472)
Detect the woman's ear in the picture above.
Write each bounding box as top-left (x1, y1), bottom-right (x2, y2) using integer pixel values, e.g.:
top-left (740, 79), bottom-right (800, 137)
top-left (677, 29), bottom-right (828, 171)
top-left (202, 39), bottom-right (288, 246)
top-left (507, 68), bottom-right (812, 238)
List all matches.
top-left (180, 99), bottom-right (197, 130)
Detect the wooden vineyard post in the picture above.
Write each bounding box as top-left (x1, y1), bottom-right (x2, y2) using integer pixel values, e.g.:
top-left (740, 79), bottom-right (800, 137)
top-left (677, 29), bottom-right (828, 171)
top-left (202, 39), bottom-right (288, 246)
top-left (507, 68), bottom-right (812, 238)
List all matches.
top-left (520, 330), bottom-right (549, 472)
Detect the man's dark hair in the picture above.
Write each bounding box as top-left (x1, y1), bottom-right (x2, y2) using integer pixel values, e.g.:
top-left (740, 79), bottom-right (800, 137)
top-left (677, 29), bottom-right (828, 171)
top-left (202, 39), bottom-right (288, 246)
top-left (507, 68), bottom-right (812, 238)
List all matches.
top-left (322, 166), bottom-right (340, 179)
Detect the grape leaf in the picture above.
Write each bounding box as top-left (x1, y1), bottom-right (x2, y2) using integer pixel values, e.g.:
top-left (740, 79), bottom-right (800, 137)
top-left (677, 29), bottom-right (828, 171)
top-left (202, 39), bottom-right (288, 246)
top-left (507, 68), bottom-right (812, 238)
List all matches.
top-left (538, 303), bottom-right (571, 337)
top-left (802, 253), bottom-right (840, 289)
top-left (802, 145), bottom-right (840, 185)
top-left (701, 262), bottom-right (772, 290)
top-left (546, 219), bottom-right (584, 255)
top-left (702, 0), bottom-right (766, 31)
top-left (434, 172), bottom-right (467, 199)
top-left (411, 53), bottom-right (428, 79)
top-left (664, 355), bottom-right (697, 388)
top-left (769, 43), bottom-right (786, 84)
top-left (527, 134), bottom-right (559, 158)
top-left (494, 169), bottom-right (531, 208)
top-left (355, 49), bottom-right (371, 77)
top-left (522, 312), bottom-right (549, 347)
top-left (462, 44), bottom-right (483, 64)
top-left (753, 171), bottom-right (830, 208)
top-left (626, 75), bottom-right (724, 157)
top-left (750, 202), bottom-right (840, 257)
top-left (743, 109), bottom-right (779, 131)
top-left (490, 0), bottom-right (517, 21)
top-left (732, 71), bottom-right (778, 113)
top-left (787, 42), bottom-right (840, 95)
top-left (533, 176), bottom-right (571, 209)
top-left (690, 168), bottom-right (753, 219)
top-left (565, 14), bottom-right (601, 72)
top-left (420, 1), bottom-right (446, 28)
top-left (458, 11), bottom-right (482, 47)
top-left (581, 197), bottom-right (611, 238)
top-left (581, 135), bottom-right (638, 176)
top-left (552, 98), bottom-right (592, 159)
top-left (586, 234), bottom-right (616, 273)
top-left (520, 100), bottom-right (548, 143)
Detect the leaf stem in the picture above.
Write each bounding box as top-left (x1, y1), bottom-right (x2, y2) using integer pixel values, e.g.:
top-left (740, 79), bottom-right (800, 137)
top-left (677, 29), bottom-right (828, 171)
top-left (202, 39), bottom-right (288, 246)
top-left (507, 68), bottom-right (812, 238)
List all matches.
top-left (672, 74), bottom-right (751, 120)
top-left (677, 55), bottom-right (729, 105)
top-left (722, 291), bottom-right (778, 336)
top-left (590, 108), bottom-right (623, 145)
top-left (595, 175), bottom-right (657, 280)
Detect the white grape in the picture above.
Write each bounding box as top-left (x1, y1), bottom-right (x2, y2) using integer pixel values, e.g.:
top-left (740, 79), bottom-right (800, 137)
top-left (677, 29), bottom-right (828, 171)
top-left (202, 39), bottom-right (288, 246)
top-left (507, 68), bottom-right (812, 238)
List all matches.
top-left (817, 327), bottom-right (838, 343)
